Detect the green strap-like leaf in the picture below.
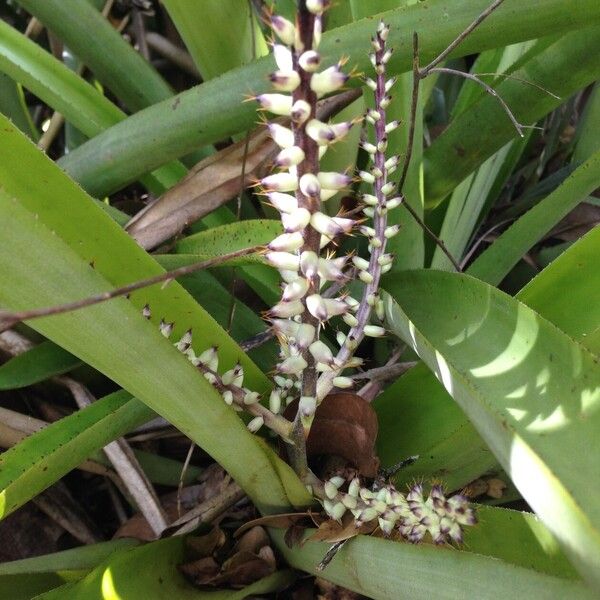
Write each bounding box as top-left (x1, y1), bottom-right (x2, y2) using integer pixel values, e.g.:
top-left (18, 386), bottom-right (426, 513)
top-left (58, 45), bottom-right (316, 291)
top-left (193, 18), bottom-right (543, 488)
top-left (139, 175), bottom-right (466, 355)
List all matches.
top-left (467, 150), bottom-right (600, 285)
top-left (0, 341), bottom-right (81, 390)
top-left (57, 0), bottom-right (600, 197)
top-left (162, 0), bottom-right (268, 81)
top-left (272, 530), bottom-right (596, 600)
top-left (382, 270), bottom-right (600, 589)
top-left (35, 537), bottom-right (296, 599)
top-left (0, 114), bottom-right (309, 514)
top-left (425, 26), bottom-right (600, 207)
top-left (14, 0), bottom-right (172, 112)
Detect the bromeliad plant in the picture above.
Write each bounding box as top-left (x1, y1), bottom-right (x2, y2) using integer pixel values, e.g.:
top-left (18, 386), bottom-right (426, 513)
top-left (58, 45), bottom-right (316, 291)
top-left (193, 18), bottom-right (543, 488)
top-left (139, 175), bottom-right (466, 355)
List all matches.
top-left (149, 4), bottom-right (477, 546)
top-left (0, 0), bottom-right (599, 598)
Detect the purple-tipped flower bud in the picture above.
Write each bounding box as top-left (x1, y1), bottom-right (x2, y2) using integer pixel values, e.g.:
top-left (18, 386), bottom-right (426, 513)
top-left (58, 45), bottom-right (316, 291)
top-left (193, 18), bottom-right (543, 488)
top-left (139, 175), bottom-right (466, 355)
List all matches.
top-left (298, 395), bottom-right (316, 431)
top-left (365, 77), bottom-right (377, 92)
top-left (306, 294), bottom-right (327, 320)
top-left (299, 50), bottom-right (321, 72)
top-left (309, 340), bottom-right (335, 365)
top-left (268, 123), bottom-right (294, 148)
top-left (270, 299), bottom-right (305, 318)
top-left (318, 256), bottom-right (347, 281)
top-left (300, 173), bottom-right (321, 198)
top-left (291, 99), bottom-right (312, 124)
top-left (281, 207), bottom-right (311, 232)
top-left (311, 212), bottom-right (354, 236)
top-left (266, 251), bottom-right (300, 271)
top-left (361, 141), bottom-right (377, 155)
top-left (278, 354), bottom-right (308, 375)
top-left (377, 20), bottom-right (390, 41)
top-left (300, 251), bottom-right (319, 278)
top-left (175, 329), bottom-right (193, 353)
top-left (330, 121), bottom-right (353, 141)
top-left (256, 93), bottom-right (293, 116)
top-left (385, 120), bottom-right (400, 134)
top-left (306, 119), bottom-right (335, 145)
top-left (269, 231), bottom-right (304, 252)
top-left (310, 64), bottom-right (349, 96)
top-left (271, 15), bottom-right (296, 46)
top-left (267, 191), bottom-right (298, 213)
top-left (261, 172), bottom-right (298, 192)
top-left (243, 390), bottom-right (260, 405)
top-left (142, 304), bottom-right (151, 319)
top-left (270, 70), bottom-right (301, 92)
top-left (385, 76), bottom-right (397, 92)
top-left (159, 319), bottom-right (174, 338)
top-left (385, 224), bottom-right (400, 238)
top-left (282, 277), bottom-right (310, 301)
top-left (275, 146), bottom-right (305, 168)
top-left (317, 171), bottom-right (352, 190)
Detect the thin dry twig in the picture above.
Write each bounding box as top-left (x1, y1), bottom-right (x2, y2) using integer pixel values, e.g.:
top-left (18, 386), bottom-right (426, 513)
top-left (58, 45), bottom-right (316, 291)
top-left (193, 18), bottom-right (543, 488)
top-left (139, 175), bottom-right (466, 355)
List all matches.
top-left (60, 377), bottom-right (169, 537)
top-left (0, 246), bottom-right (261, 332)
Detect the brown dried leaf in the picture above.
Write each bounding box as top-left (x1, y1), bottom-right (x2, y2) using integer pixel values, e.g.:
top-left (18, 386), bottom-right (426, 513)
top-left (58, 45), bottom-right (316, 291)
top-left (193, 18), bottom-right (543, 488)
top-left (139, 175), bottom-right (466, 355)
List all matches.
top-left (234, 512), bottom-right (312, 538)
top-left (283, 393), bottom-right (380, 477)
top-left (185, 526), bottom-right (227, 558)
top-left (308, 513), bottom-right (375, 544)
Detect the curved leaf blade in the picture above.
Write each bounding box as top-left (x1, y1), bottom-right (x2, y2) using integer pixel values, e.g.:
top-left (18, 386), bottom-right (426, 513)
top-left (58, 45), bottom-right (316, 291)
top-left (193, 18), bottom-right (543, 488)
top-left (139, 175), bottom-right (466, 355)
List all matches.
top-left (382, 270), bottom-right (600, 588)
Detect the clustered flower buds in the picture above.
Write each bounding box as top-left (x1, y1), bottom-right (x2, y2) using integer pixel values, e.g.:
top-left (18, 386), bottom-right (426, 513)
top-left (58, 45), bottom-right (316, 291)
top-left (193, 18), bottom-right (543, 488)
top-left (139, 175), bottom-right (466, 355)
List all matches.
top-left (140, 9), bottom-right (478, 552)
top-left (320, 478), bottom-right (477, 544)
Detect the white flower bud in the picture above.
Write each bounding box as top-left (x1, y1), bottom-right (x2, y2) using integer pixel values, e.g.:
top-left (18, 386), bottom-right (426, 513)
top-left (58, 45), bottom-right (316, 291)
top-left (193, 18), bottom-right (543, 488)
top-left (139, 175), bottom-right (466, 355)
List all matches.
top-left (282, 277), bottom-right (309, 301)
top-left (324, 298), bottom-right (349, 317)
top-left (381, 263), bottom-right (393, 274)
top-left (280, 269), bottom-right (300, 283)
top-left (256, 93), bottom-right (293, 116)
top-left (268, 123), bottom-right (294, 148)
top-left (364, 325), bottom-right (386, 337)
top-left (359, 270), bottom-right (374, 284)
top-left (310, 64), bottom-right (349, 96)
top-left (381, 182), bottom-right (395, 196)
top-left (381, 48), bottom-right (393, 64)
top-left (359, 225), bottom-right (376, 237)
top-left (194, 346), bottom-right (218, 371)
top-left (204, 371), bottom-right (217, 384)
top-left (336, 331), bottom-right (346, 346)
top-left (267, 191), bottom-right (297, 214)
top-left (266, 251), bottom-right (300, 271)
top-left (296, 323), bottom-right (316, 348)
top-left (385, 76), bottom-right (397, 92)
top-left (299, 50), bottom-right (321, 72)
top-left (142, 304), bottom-right (151, 319)
top-left (175, 329), bottom-right (192, 353)
top-left (311, 212), bottom-right (354, 236)
top-left (243, 391), bottom-right (260, 405)
top-left (348, 478), bottom-right (361, 497)
top-left (299, 173), bottom-right (321, 197)
top-left (385, 120), bottom-right (400, 134)
top-left (270, 70), bottom-right (300, 92)
top-left (309, 340), bottom-right (334, 365)
top-left (380, 95), bottom-right (392, 109)
top-left (365, 77), bottom-right (377, 91)
top-left (313, 15), bottom-right (322, 48)
top-left (342, 313), bottom-right (358, 327)
top-left (317, 171), bottom-right (352, 190)
top-left (273, 44), bottom-right (292, 71)
top-left (369, 237), bottom-right (383, 248)
top-left (275, 146), bottom-right (305, 168)
top-left (222, 390), bottom-right (234, 405)
top-left (362, 193), bottom-right (378, 206)
top-left (291, 99), bottom-right (311, 124)
top-left (345, 296), bottom-right (360, 311)
top-left (386, 196), bottom-right (402, 210)
top-left (378, 20), bottom-right (390, 41)
top-left (359, 170), bottom-right (375, 184)
top-left (261, 172), bottom-right (297, 192)
top-left (306, 293), bottom-right (327, 320)
top-left (306, 0), bottom-right (328, 14)
top-left (333, 376), bottom-right (354, 389)
top-left (361, 141), bottom-right (377, 154)
top-left (270, 299), bottom-right (304, 318)
top-left (324, 480), bottom-right (339, 499)
top-left (378, 253), bottom-right (393, 266)
top-left (331, 501), bottom-right (348, 521)
top-left (159, 319), bottom-right (174, 338)
top-left (345, 356), bottom-right (363, 368)
top-left (270, 15), bottom-right (295, 46)
top-left (247, 416), bottom-right (264, 433)
top-left (318, 256), bottom-right (347, 281)
top-left (300, 251), bottom-right (319, 278)
top-left (385, 224), bottom-right (401, 238)
top-left (306, 119), bottom-right (335, 145)
top-left (269, 389), bottom-right (282, 414)
top-left (222, 363), bottom-right (244, 387)
top-left (277, 354), bottom-right (308, 375)
top-left (376, 298), bottom-right (385, 320)
top-left (281, 207), bottom-right (311, 232)
top-left (267, 232), bottom-right (301, 254)
top-left (363, 207), bottom-right (375, 218)
top-left (352, 256), bottom-right (370, 270)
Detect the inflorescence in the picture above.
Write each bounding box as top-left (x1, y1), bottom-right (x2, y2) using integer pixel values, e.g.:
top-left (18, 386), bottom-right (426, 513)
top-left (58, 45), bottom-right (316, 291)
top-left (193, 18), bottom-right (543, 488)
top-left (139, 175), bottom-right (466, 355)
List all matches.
top-left (145, 1), bottom-right (477, 547)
